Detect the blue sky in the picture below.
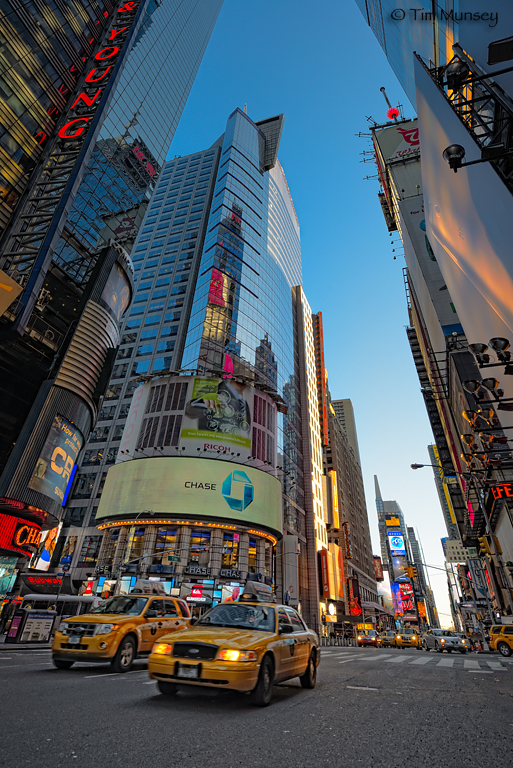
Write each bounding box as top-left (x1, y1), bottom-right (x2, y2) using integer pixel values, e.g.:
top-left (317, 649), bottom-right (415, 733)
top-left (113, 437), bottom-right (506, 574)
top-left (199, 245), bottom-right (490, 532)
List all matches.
top-left (167, 0), bottom-right (452, 624)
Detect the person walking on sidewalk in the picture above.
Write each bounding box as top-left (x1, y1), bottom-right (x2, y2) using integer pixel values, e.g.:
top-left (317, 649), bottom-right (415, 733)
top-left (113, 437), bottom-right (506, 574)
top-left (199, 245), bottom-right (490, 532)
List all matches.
top-left (0, 601), bottom-right (15, 634)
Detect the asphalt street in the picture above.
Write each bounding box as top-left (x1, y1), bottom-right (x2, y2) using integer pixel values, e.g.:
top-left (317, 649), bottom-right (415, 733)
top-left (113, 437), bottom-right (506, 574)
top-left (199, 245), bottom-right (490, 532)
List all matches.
top-left (0, 645), bottom-right (511, 768)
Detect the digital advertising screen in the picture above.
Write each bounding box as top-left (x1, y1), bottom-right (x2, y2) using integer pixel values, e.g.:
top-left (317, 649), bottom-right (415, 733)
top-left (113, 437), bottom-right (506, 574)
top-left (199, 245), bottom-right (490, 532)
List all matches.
top-left (29, 523), bottom-right (63, 572)
top-left (101, 262), bottom-right (131, 321)
top-left (399, 583), bottom-right (415, 613)
top-left (28, 415), bottom-right (83, 503)
top-left (390, 582), bottom-right (403, 616)
top-left (221, 584), bottom-right (243, 603)
top-left (388, 531), bottom-right (406, 556)
top-left (392, 555), bottom-right (408, 582)
top-left (96, 457), bottom-right (283, 536)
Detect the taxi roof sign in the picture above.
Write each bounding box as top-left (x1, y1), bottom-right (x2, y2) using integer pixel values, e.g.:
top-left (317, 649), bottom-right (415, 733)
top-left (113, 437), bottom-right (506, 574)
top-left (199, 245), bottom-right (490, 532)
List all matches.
top-left (239, 581), bottom-right (276, 603)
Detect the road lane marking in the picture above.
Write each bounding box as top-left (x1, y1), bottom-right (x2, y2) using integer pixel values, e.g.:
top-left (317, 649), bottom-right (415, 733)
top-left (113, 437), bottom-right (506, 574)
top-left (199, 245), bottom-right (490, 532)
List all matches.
top-left (409, 656), bottom-right (433, 665)
top-left (338, 656), bottom-right (362, 664)
top-left (346, 686), bottom-right (378, 691)
top-left (486, 661), bottom-right (507, 671)
top-left (84, 672), bottom-right (121, 679)
top-left (436, 657), bottom-right (454, 668)
top-left (464, 659), bottom-right (481, 670)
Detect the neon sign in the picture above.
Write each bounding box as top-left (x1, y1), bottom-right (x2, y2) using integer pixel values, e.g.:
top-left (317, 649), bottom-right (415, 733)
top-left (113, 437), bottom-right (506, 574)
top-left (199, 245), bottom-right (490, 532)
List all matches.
top-left (0, 513), bottom-right (42, 557)
top-left (490, 483), bottom-right (513, 500)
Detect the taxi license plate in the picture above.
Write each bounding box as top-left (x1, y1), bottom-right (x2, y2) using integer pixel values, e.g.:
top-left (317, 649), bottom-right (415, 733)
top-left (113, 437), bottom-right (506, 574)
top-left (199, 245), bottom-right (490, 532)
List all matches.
top-left (177, 664), bottom-right (199, 679)
top-left (68, 636), bottom-right (82, 645)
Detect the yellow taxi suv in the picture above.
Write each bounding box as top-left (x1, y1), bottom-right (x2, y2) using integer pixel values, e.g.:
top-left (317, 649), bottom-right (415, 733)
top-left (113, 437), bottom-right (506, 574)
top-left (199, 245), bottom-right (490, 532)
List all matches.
top-left (489, 624), bottom-right (513, 656)
top-left (52, 592), bottom-right (191, 672)
top-left (148, 582), bottom-right (319, 707)
top-left (378, 631), bottom-right (397, 648)
top-left (395, 628), bottom-right (421, 649)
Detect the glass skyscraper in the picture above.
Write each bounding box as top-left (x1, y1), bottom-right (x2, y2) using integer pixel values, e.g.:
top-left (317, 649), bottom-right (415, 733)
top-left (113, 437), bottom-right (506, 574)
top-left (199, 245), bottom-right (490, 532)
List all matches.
top-left (61, 108), bottom-right (306, 588)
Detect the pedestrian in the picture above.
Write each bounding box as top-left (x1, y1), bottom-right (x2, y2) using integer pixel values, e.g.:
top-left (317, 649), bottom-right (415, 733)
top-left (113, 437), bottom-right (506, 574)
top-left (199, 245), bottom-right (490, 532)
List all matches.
top-left (0, 601), bottom-right (15, 634)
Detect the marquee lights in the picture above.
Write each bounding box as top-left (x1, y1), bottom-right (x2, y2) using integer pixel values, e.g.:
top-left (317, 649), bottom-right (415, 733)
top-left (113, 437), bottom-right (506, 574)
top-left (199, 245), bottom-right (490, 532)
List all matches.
top-left (97, 518), bottom-right (278, 545)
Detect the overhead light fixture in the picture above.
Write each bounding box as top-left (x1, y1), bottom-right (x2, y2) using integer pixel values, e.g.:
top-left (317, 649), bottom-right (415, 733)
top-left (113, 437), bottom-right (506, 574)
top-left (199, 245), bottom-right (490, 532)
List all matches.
top-left (489, 337), bottom-right (511, 362)
top-left (481, 378), bottom-right (504, 397)
top-left (443, 144), bottom-right (466, 171)
top-left (468, 343), bottom-right (490, 365)
top-left (445, 60), bottom-right (470, 90)
top-left (462, 380), bottom-right (483, 397)
top-left (461, 433), bottom-right (478, 448)
top-left (462, 409), bottom-right (479, 425)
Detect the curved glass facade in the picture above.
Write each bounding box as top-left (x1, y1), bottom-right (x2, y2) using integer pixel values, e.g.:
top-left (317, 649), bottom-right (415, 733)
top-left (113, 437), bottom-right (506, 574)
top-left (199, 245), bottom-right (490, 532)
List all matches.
top-left (182, 108), bottom-right (305, 536)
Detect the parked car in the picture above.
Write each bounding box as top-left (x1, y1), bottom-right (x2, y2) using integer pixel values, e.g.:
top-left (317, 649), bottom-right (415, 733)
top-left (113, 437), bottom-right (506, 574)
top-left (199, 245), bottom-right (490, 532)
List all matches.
top-left (489, 624), bottom-right (513, 656)
top-left (422, 628), bottom-right (467, 653)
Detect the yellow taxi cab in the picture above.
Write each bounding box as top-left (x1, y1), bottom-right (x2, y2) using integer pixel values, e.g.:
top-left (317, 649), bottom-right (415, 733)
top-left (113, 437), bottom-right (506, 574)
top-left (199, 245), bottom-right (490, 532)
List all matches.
top-left (395, 628), bottom-right (421, 649)
top-left (52, 583), bottom-right (191, 672)
top-left (489, 624), bottom-right (513, 656)
top-left (148, 582), bottom-right (320, 706)
top-left (378, 630), bottom-right (397, 648)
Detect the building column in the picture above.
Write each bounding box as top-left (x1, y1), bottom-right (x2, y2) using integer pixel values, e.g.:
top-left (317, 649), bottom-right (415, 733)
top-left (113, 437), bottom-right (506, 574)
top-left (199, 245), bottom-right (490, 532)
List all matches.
top-left (139, 526), bottom-right (158, 576)
top-left (111, 527), bottom-right (128, 573)
top-left (175, 526), bottom-right (191, 581)
top-left (209, 529), bottom-right (223, 575)
top-left (237, 532), bottom-right (249, 578)
top-left (257, 539), bottom-right (266, 575)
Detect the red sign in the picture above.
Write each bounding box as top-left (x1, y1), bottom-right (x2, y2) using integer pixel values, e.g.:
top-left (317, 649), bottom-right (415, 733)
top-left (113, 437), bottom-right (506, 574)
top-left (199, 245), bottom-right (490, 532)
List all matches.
top-left (490, 483), bottom-right (513, 500)
top-left (347, 577), bottom-right (362, 616)
top-left (27, 576), bottom-right (62, 585)
top-left (0, 514), bottom-right (42, 557)
top-left (373, 556), bottom-right (384, 582)
top-left (191, 587), bottom-right (203, 598)
top-left (319, 550), bottom-right (330, 598)
top-left (399, 583), bottom-right (414, 612)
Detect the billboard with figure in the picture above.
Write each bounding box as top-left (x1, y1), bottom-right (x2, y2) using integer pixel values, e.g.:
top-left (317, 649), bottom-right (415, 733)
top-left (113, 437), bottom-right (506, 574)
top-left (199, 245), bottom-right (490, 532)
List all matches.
top-left (28, 416), bottom-right (83, 503)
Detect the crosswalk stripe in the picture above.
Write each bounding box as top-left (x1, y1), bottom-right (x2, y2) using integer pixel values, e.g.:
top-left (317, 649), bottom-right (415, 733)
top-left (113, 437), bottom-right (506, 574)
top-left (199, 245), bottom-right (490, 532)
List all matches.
top-left (409, 656), bottom-right (433, 665)
top-left (486, 661), bottom-right (507, 671)
top-left (464, 659), bottom-right (481, 670)
top-left (383, 655), bottom-right (411, 663)
top-left (436, 657), bottom-right (454, 668)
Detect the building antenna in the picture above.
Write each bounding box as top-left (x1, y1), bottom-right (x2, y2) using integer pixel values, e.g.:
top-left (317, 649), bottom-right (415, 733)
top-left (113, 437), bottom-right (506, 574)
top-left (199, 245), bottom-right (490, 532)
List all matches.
top-left (243, 103), bottom-right (247, 114)
top-left (380, 87), bottom-right (399, 122)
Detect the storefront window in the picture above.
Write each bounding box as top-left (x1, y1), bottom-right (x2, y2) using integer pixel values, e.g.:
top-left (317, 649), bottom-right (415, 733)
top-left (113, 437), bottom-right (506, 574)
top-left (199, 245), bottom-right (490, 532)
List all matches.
top-left (222, 532), bottom-right (239, 568)
top-left (248, 538), bottom-right (257, 571)
top-left (189, 530), bottom-right (210, 563)
top-left (127, 528), bottom-right (146, 563)
top-left (103, 530), bottom-right (119, 563)
top-left (155, 528), bottom-right (177, 562)
top-left (77, 536), bottom-right (102, 568)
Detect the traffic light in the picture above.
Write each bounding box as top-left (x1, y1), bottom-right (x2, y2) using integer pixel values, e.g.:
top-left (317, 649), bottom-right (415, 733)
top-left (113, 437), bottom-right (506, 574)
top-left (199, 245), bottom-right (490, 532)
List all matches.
top-left (412, 567), bottom-right (418, 581)
top-left (478, 536), bottom-right (490, 556)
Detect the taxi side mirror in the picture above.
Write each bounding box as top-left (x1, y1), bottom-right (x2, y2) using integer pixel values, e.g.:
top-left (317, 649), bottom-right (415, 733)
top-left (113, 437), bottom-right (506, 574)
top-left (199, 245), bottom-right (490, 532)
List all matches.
top-left (279, 624), bottom-right (293, 634)
top-left (145, 610), bottom-right (158, 619)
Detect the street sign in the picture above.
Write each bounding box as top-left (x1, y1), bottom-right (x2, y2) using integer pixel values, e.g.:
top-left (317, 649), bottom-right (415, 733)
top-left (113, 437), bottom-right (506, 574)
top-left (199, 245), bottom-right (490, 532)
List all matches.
top-left (167, 556), bottom-right (180, 563)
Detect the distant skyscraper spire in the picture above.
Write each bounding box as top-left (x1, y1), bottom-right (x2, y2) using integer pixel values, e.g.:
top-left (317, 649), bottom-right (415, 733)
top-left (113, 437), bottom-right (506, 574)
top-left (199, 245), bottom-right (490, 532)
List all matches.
top-left (374, 474), bottom-right (382, 500)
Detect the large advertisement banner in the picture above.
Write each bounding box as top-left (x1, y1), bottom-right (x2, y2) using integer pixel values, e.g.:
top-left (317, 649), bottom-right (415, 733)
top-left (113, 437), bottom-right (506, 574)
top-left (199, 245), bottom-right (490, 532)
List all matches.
top-left (181, 378), bottom-right (253, 461)
top-left (388, 531), bottom-right (406, 556)
top-left (96, 457), bottom-right (282, 536)
top-left (29, 523), bottom-right (62, 572)
top-left (28, 415), bottom-right (83, 503)
top-left (392, 555), bottom-right (408, 582)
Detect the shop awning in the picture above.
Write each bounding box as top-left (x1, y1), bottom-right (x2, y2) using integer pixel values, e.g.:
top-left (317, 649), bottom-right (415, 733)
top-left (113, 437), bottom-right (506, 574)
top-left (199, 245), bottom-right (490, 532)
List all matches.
top-left (362, 601), bottom-right (393, 616)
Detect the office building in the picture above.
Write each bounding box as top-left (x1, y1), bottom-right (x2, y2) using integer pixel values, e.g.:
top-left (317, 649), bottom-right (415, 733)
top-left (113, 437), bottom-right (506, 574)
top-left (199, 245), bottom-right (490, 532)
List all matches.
top-left (428, 445), bottom-right (460, 541)
top-left (0, 0), bottom-right (222, 597)
top-left (332, 399), bottom-right (361, 465)
top-left (407, 526), bottom-right (438, 626)
top-left (60, 108), bottom-right (314, 619)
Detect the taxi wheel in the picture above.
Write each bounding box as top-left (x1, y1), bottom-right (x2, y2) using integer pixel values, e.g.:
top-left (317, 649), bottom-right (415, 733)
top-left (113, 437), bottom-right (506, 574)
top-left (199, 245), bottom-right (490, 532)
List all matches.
top-left (300, 651), bottom-right (317, 689)
top-left (111, 635), bottom-right (136, 673)
top-left (251, 655), bottom-right (274, 707)
top-left (460, 650), bottom-right (467, 654)
top-left (53, 658), bottom-right (74, 669)
top-left (498, 641), bottom-right (512, 657)
top-left (157, 681), bottom-right (178, 696)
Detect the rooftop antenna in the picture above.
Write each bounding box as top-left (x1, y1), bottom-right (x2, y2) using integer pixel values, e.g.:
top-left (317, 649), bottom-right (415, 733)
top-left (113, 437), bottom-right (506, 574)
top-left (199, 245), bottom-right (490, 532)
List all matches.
top-left (380, 87), bottom-right (399, 121)
top-left (243, 103), bottom-right (247, 114)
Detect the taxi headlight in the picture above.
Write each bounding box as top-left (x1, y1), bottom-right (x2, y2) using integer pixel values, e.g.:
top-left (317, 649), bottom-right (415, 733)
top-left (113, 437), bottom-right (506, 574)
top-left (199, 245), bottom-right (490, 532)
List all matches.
top-left (441, 639), bottom-right (445, 643)
top-left (412, 636), bottom-right (416, 640)
top-left (396, 635), bottom-right (401, 640)
top-left (95, 624), bottom-right (119, 635)
top-left (217, 649), bottom-right (257, 662)
top-left (357, 636), bottom-right (362, 640)
top-left (152, 643), bottom-right (173, 655)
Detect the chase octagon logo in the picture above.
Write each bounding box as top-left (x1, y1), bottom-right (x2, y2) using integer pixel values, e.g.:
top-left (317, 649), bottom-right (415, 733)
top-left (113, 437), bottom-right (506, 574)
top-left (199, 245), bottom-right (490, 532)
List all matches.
top-left (222, 470), bottom-right (254, 512)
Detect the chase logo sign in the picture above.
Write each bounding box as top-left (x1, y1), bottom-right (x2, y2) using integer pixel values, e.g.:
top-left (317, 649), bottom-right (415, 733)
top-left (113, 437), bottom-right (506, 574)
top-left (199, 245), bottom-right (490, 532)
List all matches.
top-left (222, 470), bottom-right (254, 512)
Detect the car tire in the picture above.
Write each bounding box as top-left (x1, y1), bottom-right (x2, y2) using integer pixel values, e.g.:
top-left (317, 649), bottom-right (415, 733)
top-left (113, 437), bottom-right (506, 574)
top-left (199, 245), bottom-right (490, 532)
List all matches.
top-left (435, 643), bottom-right (443, 653)
top-left (447, 649), bottom-right (452, 654)
top-left (157, 680), bottom-right (178, 696)
top-left (460, 650), bottom-right (467, 655)
top-left (111, 635), bottom-right (136, 673)
top-left (251, 655), bottom-right (274, 707)
top-left (498, 641), bottom-right (512, 657)
top-left (53, 658), bottom-right (74, 669)
top-left (300, 651), bottom-right (317, 689)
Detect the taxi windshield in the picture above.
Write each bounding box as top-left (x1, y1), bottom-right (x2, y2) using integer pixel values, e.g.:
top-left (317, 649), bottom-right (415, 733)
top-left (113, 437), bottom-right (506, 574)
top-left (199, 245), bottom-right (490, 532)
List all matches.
top-left (90, 596), bottom-right (148, 615)
top-left (197, 603), bottom-right (276, 632)
top-left (403, 629), bottom-right (417, 635)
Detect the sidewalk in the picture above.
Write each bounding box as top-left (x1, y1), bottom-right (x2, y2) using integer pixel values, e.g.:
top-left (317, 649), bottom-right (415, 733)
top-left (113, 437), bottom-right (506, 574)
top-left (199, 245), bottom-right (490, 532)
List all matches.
top-left (0, 635), bottom-right (51, 650)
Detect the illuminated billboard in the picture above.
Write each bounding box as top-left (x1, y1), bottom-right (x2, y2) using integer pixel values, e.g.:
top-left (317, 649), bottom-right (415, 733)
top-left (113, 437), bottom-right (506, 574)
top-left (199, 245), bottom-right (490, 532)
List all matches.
top-left (392, 555), bottom-right (408, 583)
top-left (28, 415), bottom-right (83, 503)
top-left (388, 531), bottom-right (406, 556)
top-left (399, 583), bottom-right (415, 613)
top-left (96, 457), bottom-right (282, 536)
top-left (119, 376), bottom-right (277, 467)
top-left (29, 523), bottom-right (62, 572)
